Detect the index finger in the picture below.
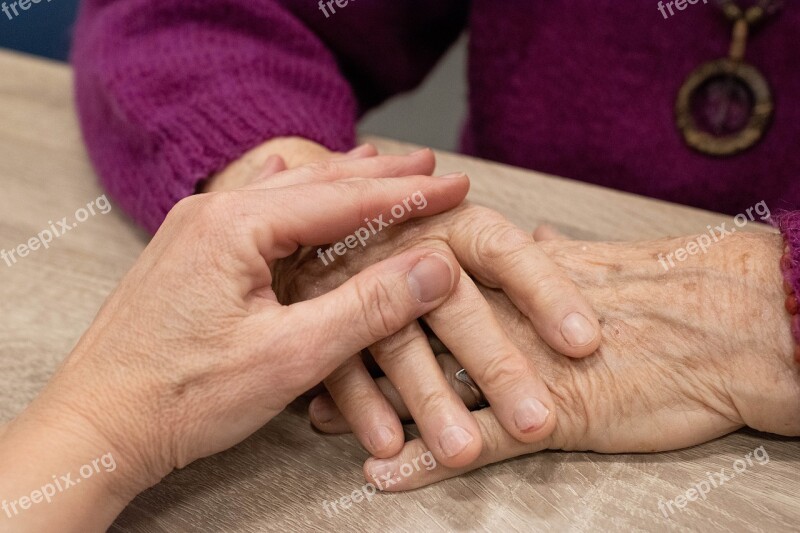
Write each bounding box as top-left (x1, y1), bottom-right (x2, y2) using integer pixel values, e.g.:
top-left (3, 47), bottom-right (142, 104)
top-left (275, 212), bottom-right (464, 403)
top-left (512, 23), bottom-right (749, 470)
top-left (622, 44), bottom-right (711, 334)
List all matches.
top-left (243, 148), bottom-right (437, 190)
top-left (234, 173), bottom-right (470, 263)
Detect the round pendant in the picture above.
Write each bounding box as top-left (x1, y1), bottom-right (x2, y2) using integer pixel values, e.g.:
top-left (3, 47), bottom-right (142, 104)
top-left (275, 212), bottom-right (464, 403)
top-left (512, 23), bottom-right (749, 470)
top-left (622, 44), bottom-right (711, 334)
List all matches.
top-left (675, 58), bottom-right (773, 157)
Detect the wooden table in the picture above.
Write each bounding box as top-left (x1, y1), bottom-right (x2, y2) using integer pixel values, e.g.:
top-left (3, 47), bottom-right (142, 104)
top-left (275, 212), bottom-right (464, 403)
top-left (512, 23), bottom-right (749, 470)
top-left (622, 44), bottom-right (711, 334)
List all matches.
top-left (0, 49), bottom-right (797, 532)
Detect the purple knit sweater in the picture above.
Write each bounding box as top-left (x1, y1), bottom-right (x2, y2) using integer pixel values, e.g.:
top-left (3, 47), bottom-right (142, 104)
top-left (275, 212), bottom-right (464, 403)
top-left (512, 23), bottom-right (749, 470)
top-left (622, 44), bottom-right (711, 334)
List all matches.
top-left (71, 0), bottom-right (799, 294)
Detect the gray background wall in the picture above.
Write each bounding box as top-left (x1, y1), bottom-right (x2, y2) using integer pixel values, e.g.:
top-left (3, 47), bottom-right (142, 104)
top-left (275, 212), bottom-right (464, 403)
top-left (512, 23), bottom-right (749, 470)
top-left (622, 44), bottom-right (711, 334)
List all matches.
top-left (358, 36), bottom-right (467, 151)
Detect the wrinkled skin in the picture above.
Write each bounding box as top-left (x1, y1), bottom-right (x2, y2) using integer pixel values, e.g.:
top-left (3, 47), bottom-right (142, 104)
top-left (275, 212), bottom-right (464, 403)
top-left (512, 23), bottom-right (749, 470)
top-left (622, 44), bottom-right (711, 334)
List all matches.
top-left (213, 142), bottom-right (610, 467)
top-left (276, 203), bottom-right (800, 489)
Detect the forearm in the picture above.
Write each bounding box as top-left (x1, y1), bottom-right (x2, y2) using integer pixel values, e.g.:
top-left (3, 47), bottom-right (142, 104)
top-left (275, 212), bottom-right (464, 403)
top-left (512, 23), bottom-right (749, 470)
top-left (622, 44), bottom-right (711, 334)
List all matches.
top-left (0, 396), bottom-right (133, 532)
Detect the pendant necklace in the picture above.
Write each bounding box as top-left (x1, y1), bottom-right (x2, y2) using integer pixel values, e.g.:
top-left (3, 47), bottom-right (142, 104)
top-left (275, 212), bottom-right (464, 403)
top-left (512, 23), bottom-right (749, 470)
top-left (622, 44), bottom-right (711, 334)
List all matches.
top-left (675, 0), bottom-right (783, 157)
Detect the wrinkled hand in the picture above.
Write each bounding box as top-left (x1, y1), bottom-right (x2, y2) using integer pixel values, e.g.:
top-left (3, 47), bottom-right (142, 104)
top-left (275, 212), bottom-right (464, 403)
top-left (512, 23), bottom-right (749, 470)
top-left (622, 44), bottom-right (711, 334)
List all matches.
top-left (274, 193), bottom-right (606, 467)
top-left (300, 227), bottom-right (800, 489)
top-left (215, 143), bottom-right (602, 469)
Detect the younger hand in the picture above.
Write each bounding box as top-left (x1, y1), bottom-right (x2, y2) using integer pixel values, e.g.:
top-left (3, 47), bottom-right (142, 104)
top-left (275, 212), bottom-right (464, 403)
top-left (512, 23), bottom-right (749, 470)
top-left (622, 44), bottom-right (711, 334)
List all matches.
top-left (0, 156), bottom-right (469, 532)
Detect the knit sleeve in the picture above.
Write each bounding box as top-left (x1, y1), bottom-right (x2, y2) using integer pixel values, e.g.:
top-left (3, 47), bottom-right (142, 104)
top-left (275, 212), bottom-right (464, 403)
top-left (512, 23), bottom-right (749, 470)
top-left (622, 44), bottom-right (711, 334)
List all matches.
top-left (777, 211), bottom-right (800, 300)
top-left (71, 0), bottom-right (468, 234)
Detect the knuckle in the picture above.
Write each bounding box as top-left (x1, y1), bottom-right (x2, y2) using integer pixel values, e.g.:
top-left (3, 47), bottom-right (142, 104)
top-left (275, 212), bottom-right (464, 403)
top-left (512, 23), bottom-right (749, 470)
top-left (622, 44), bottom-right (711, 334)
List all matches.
top-left (372, 325), bottom-right (421, 364)
top-left (168, 195), bottom-right (208, 228)
top-left (354, 276), bottom-right (407, 340)
top-left (439, 203), bottom-right (491, 239)
top-left (446, 202), bottom-right (487, 226)
top-left (473, 351), bottom-right (528, 394)
top-left (474, 412), bottom-right (504, 455)
top-left (201, 190), bottom-right (233, 213)
top-left (325, 369), bottom-right (368, 407)
top-left (414, 390), bottom-right (453, 418)
top-left (527, 270), bottom-right (570, 303)
top-left (473, 222), bottom-right (532, 263)
top-left (546, 366), bottom-right (595, 451)
top-left (307, 160), bottom-right (339, 177)
top-left (171, 194), bottom-right (202, 215)
top-left (349, 177), bottom-right (385, 202)
top-left (194, 192), bottom-right (234, 229)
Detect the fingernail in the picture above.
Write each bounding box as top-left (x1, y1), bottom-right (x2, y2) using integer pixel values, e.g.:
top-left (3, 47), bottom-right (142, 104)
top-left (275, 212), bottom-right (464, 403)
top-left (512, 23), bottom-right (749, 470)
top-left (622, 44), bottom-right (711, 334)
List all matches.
top-left (409, 148), bottom-right (431, 157)
top-left (439, 425), bottom-right (473, 458)
top-left (368, 425), bottom-right (396, 451)
top-left (311, 397), bottom-right (335, 423)
top-left (514, 397), bottom-right (550, 433)
top-left (368, 459), bottom-right (396, 487)
top-left (407, 253), bottom-right (454, 303)
top-left (560, 312), bottom-right (597, 347)
top-left (438, 172), bottom-right (466, 179)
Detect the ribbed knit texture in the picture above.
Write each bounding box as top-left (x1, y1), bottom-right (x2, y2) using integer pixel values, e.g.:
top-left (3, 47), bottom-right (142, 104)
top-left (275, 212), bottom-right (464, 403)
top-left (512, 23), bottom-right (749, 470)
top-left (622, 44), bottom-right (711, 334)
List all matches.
top-left (71, 0), bottom-right (466, 234)
top-left (777, 212), bottom-right (800, 299)
top-left (72, 0), bottom-right (799, 283)
top-left (72, 0), bottom-right (361, 234)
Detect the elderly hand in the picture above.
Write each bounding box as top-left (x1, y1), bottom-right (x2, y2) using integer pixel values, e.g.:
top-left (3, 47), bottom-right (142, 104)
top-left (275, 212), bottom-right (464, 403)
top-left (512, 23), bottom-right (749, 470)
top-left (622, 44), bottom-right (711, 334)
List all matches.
top-left (276, 198), bottom-right (607, 467)
top-left (0, 155), bottom-right (469, 532)
top-left (304, 227), bottom-right (800, 489)
top-left (212, 140), bottom-right (603, 469)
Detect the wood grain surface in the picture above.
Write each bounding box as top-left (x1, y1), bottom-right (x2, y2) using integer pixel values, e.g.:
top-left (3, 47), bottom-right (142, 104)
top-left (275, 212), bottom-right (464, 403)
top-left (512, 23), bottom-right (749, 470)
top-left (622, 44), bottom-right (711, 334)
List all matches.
top-left (0, 49), bottom-right (797, 533)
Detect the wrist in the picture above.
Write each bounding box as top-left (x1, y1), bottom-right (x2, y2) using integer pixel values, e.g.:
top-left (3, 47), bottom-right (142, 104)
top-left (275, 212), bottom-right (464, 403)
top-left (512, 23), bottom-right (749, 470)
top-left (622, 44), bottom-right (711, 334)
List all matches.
top-left (775, 211), bottom-right (800, 364)
top-left (717, 233), bottom-right (800, 435)
top-left (21, 344), bottom-right (171, 503)
top-left (0, 401), bottom-right (134, 531)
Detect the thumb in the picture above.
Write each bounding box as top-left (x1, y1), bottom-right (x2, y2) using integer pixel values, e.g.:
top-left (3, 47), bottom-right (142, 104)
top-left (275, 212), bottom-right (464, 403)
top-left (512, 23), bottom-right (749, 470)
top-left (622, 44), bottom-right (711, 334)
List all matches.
top-left (282, 248), bottom-right (459, 385)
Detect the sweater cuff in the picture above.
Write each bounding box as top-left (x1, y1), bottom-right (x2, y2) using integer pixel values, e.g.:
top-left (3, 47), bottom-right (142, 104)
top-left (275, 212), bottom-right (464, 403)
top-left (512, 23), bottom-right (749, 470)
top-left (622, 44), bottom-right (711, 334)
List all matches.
top-left (775, 211), bottom-right (800, 297)
top-left (73, 1), bottom-right (359, 235)
top-left (79, 74), bottom-right (357, 235)
top-left (145, 80), bottom-right (356, 234)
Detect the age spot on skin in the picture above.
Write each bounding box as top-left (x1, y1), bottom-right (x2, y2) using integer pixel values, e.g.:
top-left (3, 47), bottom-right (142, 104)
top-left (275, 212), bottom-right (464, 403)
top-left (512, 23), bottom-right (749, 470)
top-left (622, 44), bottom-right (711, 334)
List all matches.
top-left (740, 252), bottom-right (752, 276)
top-left (599, 318), bottom-right (622, 339)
